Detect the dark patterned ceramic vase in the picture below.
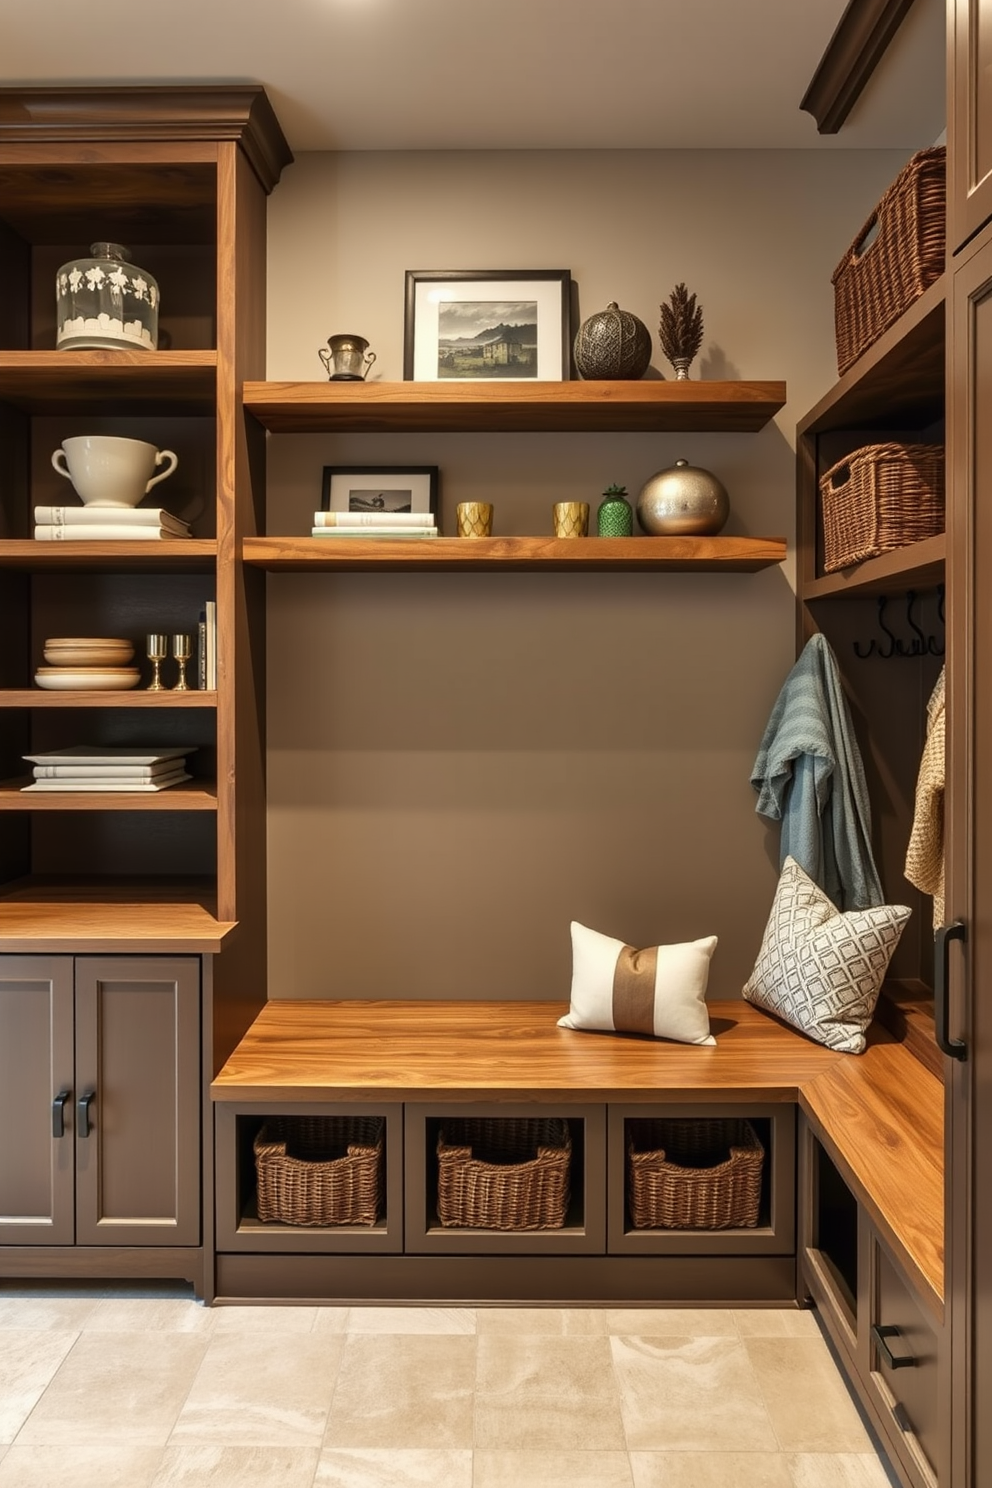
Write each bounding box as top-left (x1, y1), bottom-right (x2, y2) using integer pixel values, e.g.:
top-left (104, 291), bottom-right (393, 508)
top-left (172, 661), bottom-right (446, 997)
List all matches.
top-left (573, 302), bottom-right (651, 380)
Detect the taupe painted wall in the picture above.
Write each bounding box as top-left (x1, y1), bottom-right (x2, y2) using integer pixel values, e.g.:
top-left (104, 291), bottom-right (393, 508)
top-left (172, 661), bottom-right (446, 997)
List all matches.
top-left (264, 148), bottom-right (907, 1002)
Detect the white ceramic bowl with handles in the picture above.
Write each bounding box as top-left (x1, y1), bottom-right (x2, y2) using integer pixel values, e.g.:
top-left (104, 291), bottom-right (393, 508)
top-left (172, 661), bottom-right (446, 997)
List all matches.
top-left (51, 435), bottom-right (178, 508)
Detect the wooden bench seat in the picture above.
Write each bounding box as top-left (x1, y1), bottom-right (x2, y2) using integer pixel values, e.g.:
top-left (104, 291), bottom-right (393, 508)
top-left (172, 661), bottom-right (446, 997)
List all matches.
top-left (212, 997), bottom-right (944, 1308)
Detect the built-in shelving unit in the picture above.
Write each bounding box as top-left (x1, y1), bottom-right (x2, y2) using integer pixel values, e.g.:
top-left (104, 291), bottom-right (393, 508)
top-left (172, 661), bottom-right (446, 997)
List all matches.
top-left (243, 533), bottom-right (787, 573)
top-left (243, 378), bottom-right (787, 434)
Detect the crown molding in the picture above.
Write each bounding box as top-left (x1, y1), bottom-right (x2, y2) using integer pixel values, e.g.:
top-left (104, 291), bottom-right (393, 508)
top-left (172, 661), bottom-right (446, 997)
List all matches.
top-left (0, 85), bottom-right (292, 192)
top-left (800, 0), bottom-right (916, 134)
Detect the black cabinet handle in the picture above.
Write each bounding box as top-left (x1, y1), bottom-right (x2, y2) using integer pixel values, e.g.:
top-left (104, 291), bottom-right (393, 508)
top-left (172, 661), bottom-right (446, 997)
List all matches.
top-left (51, 1090), bottom-right (70, 1139)
top-left (872, 1323), bottom-right (916, 1370)
top-left (77, 1090), bottom-right (95, 1138)
top-left (935, 921), bottom-right (967, 1060)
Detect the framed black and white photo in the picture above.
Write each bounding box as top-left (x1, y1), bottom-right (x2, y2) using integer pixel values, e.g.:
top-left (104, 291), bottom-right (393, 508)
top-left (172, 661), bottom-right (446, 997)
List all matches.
top-left (320, 465), bottom-right (439, 517)
top-left (404, 269), bottom-right (571, 382)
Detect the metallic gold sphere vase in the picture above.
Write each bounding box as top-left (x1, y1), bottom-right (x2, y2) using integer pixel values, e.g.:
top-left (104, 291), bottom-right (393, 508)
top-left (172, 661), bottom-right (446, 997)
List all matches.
top-left (636, 459), bottom-right (730, 536)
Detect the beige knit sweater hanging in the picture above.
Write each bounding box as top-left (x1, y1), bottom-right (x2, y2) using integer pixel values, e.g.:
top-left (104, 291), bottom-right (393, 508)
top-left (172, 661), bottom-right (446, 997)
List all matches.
top-left (905, 666), bottom-right (945, 927)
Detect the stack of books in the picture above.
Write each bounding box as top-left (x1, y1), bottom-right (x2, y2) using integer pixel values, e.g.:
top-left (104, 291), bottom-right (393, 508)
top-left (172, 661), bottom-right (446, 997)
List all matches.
top-left (33, 506), bottom-right (191, 541)
top-left (311, 511), bottom-right (438, 539)
top-left (21, 745), bottom-right (197, 792)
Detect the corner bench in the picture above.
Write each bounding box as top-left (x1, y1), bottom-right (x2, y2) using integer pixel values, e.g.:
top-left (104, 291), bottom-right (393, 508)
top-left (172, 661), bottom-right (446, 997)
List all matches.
top-left (210, 998), bottom-right (943, 1315)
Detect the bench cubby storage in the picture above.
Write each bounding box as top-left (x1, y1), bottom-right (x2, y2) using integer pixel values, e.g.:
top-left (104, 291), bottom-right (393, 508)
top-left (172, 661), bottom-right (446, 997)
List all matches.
top-left (799, 1114), bottom-right (945, 1488)
top-left (606, 1103), bottom-right (795, 1256)
top-left (404, 1103), bottom-right (605, 1255)
top-left (214, 1101), bottom-right (404, 1254)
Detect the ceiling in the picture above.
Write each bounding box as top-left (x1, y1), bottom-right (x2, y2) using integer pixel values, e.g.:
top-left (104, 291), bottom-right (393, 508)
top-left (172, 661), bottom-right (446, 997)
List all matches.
top-left (4, 0), bottom-right (945, 153)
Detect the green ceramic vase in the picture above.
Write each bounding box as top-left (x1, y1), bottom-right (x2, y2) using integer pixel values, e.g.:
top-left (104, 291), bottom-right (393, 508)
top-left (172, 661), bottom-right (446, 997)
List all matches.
top-left (597, 485), bottom-right (634, 537)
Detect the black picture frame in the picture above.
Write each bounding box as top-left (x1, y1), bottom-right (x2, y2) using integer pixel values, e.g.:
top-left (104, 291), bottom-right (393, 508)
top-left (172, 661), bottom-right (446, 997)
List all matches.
top-left (404, 269), bottom-right (572, 382)
top-left (320, 465), bottom-right (440, 518)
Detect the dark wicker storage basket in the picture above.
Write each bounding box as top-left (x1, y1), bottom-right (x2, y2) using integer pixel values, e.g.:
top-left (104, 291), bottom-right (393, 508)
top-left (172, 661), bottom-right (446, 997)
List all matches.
top-left (626, 1118), bottom-right (764, 1230)
top-left (254, 1115), bottom-right (384, 1227)
top-left (832, 146), bottom-right (945, 377)
top-left (436, 1117), bottom-right (571, 1231)
top-left (819, 442), bottom-right (945, 573)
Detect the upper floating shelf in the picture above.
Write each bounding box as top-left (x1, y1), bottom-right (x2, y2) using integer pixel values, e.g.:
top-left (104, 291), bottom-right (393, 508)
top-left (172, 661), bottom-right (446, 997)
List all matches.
top-left (242, 379), bottom-right (787, 435)
top-left (244, 534), bottom-right (787, 573)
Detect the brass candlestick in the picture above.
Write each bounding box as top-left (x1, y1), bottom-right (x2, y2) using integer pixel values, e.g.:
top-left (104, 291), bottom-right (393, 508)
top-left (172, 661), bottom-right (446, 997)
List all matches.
top-left (145, 633), bottom-right (168, 691)
top-left (171, 632), bottom-right (192, 691)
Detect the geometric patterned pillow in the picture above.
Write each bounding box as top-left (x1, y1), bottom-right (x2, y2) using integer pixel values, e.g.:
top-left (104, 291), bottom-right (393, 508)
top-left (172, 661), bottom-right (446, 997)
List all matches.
top-left (742, 857), bottom-right (911, 1054)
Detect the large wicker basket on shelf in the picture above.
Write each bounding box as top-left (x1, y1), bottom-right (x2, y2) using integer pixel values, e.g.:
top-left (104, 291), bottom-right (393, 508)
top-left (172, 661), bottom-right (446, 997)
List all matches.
top-left (832, 145), bottom-right (945, 377)
top-left (436, 1117), bottom-right (571, 1231)
top-left (626, 1118), bottom-right (764, 1231)
top-left (819, 442), bottom-right (945, 573)
top-left (253, 1115), bottom-right (384, 1227)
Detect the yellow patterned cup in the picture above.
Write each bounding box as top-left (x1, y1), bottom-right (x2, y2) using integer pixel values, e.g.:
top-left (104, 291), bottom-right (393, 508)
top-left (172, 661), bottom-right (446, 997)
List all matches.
top-left (456, 501), bottom-right (494, 537)
top-left (553, 501), bottom-right (590, 538)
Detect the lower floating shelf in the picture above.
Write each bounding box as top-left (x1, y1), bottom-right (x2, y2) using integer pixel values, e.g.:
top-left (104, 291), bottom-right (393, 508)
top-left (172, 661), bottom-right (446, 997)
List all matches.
top-left (243, 534), bottom-right (787, 572)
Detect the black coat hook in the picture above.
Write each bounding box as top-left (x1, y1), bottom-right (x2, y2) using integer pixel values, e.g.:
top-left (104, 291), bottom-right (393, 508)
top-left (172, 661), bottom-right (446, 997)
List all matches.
top-left (898, 590), bottom-right (926, 657)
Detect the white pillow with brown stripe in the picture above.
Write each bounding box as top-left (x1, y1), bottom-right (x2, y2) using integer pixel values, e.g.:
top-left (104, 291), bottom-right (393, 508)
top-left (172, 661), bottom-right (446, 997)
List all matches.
top-left (558, 922), bottom-right (718, 1045)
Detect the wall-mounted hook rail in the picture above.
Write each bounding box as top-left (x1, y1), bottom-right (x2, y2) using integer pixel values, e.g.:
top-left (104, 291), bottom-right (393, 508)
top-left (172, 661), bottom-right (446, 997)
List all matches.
top-left (853, 587), bottom-right (945, 660)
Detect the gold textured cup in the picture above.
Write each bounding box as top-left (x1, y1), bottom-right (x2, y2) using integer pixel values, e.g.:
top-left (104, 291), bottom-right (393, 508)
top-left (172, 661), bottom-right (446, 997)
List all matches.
top-left (553, 501), bottom-right (590, 538)
top-left (456, 501), bottom-right (494, 538)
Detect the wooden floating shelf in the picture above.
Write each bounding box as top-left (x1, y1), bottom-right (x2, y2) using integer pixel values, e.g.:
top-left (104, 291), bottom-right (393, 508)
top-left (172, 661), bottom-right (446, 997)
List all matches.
top-left (243, 379), bottom-right (787, 434)
top-left (802, 534), bottom-right (945, 599)
top-left (0, 350), bottom-right (217, 412)
top-left (0, 539), bottom-right (217, 571)
top-left (0, 779), bottom-right (218, 810)
top-left (244, 534), bottom-right (787, 573)
top-left (0, 690), bottom-right (217, 708)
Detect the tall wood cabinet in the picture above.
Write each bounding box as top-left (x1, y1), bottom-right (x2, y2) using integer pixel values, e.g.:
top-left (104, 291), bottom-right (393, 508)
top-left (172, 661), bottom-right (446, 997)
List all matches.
top-left (0, 87), bottom-right (291, 1293)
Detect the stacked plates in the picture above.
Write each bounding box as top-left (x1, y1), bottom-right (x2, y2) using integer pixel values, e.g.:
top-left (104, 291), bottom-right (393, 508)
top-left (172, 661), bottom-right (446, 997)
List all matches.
top-left (35, 636), bottom-right (140, 691)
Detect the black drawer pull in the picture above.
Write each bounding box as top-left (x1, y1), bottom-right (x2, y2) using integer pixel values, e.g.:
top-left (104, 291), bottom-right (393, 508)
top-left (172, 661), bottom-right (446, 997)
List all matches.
top-left (51, 1089), bottom-right (70, 1139)
top-left (872, 1323), bottom-right (916, 1369)
top-left (77, 1090), bottom-right (95, 1139)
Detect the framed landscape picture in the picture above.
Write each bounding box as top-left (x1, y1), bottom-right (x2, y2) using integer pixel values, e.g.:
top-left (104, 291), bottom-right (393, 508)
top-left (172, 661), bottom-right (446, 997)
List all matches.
top-left (404, 269), bottom-right (571, 382)
top-left (320, 465), bottom-right (439, 517)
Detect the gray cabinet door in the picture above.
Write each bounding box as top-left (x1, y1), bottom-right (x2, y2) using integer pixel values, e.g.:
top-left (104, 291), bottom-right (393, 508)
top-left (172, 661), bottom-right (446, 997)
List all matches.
top-left (73, 957), bottom-right (201, 1247)
top-left (0, 957), bottom-right (75, 1246)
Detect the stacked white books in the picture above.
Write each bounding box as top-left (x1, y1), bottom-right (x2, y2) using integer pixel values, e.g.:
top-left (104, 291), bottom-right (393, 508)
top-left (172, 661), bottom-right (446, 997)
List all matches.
top-left (34, 506), bottom-right (191, 541)
top-left (21, 745), bottom-right (197, 792)
top-left (311, 511), bottom-right (438, 539)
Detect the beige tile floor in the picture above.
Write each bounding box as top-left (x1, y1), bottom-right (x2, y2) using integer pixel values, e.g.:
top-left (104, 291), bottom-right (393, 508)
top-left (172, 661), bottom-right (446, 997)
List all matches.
top-left (0, 1287), bottom-right (900, 1488)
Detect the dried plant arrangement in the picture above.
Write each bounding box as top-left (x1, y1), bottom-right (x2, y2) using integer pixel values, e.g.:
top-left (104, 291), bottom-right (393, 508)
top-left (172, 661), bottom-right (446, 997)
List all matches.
top-left (659, 282), bottom-right (704, 379)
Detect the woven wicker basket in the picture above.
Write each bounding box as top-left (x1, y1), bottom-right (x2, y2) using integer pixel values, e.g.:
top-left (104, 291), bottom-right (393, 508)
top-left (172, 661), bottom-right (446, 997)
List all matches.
top-left (832, 146), bottom-right (945, 377)
top-left (254, 1115), bottom-right (384, 1227)
top-left (626, 1118), bottom-right (764, 1230)
top-left (819, 442), bottom-right (945, 573)
top-left (436, 1117), bottom-right (571, 1230)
